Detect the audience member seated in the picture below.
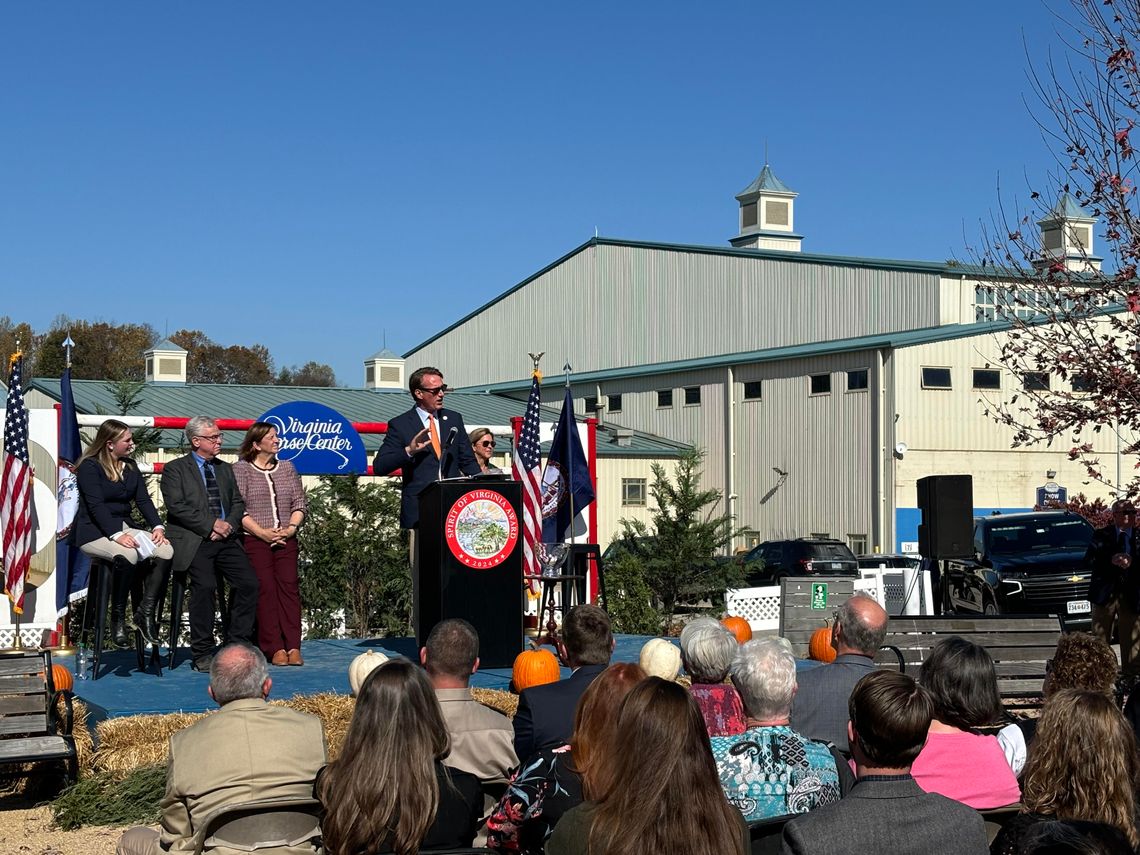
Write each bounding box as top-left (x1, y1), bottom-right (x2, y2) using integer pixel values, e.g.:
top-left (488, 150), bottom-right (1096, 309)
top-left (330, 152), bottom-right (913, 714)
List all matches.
top-left (1015, 820), bottom-right (1135, 855)
top-left (710, 637), bottom-right (849, 821)
top-left (421, 618), bottom-right (518, 788)
top-left (546, 677), bottom-right (747, 855)
top-left (990, 689), bottom-right (1140, 855)
top-left (910, 636), bottom-right (1022, 807)
top-left (779, 671), bottom-right (989, 855)
top-left (1018, 632), bottom-right (1119, 746)
top-left (513, 604), bottom-right (613, 760)
top-left (486, 663), bottom-right (645, 854)
top-left (115, 642), bottom-right (327, 855)
top-left (679, 617), bottom-right (746, 736)
top-left (316, 658), bottom-right (482, 855)
top-left (790, 593), bottom-right (888, 753)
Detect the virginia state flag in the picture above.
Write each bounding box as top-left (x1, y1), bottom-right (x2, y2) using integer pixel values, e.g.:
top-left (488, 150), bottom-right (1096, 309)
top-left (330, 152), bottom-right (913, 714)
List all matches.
top-left (55, 367), bottom-right (90, 616)
top-left (540, 386), bottom-right (595, 542)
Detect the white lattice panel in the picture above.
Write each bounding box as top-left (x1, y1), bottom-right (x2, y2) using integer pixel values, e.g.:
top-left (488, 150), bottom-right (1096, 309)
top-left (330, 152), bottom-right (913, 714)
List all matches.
top-left (0, 625), bottom-right (53, 649)
top-left (726, 586), bottom-right (782, 631)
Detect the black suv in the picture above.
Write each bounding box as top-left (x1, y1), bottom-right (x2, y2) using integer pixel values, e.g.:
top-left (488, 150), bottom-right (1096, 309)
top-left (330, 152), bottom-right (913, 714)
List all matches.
top-left (941, 511), bottom-right (1094, 629)
top-left (739, 538), bottom-right (859, 585)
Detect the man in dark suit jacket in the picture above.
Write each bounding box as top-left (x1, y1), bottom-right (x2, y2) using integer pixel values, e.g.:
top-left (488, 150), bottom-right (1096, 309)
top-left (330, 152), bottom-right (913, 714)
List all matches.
top-left (161, 416), bottom-right (260, 672)
top-left (512, 604), bottom-right (613, 761)
top-left (780, 671), bottom-right (988, 855)
top-left (1088, 499), bottom-right (1140, 675)
top-left (790, 593), bottom-right (889, 752)
top-left (373, 366), bottom-right (480, 530)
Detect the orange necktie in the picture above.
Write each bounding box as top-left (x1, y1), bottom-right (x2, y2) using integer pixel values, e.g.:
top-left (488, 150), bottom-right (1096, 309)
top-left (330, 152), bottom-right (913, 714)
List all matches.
top-left (428, 415), bottom-right (442, 459)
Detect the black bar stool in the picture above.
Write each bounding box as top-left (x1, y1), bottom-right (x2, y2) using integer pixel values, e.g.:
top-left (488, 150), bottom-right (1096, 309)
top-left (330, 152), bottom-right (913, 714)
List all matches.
top-left (80, 558), bottom-right (146, 680)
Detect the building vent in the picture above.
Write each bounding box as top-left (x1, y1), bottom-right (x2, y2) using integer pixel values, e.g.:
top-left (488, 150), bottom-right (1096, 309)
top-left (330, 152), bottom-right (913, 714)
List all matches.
top-left (380, 366), bottom-right (400, 382)
top-left (765, 200), bottom-right (789, 226)
top-left (613, 429), bottom-right (633, 447)
top-left (741, 202), bottom-right (758, 228)
top-left (159, 358), bottom-right (181, 375)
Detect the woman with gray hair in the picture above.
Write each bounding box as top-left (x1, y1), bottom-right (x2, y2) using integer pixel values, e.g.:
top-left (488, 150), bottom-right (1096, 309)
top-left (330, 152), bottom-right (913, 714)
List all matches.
top-left (680, 618), bottom-right (746, 736)
top-left (709, 637), bottom-right (849, 822)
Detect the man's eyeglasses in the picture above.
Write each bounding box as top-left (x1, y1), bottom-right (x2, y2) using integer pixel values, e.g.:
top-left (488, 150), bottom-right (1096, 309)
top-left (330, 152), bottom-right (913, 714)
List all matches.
top-left (418, 385), bottom-right (447, 396)
top-left (196, 433), bottom-right (223, 443)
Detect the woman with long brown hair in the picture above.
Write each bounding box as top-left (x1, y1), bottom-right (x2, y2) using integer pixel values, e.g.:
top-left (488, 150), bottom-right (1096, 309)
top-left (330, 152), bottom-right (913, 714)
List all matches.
top-left (74, 419), bottom-right (173, 646)
top-left (546, 676), bottom-right (747, 855)
top-left (316, 657), bottom-right (482, 855)
top-left (486, 663), bottom-right (646, 854)
top-left (991, 689), bottom-right (1140, 854)
top-left (233, 422), bottom-right (306, 666)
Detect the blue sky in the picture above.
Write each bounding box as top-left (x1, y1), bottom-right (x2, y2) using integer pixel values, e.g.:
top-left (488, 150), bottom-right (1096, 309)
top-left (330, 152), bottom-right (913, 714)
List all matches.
top-left (1, 2), bottom-right (1068, 384)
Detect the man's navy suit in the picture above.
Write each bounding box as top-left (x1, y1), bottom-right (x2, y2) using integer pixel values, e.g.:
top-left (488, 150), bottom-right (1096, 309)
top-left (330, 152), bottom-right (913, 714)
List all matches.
top-left (512, 663), bottom-right (606, 762)
top-left (373, 406), bottom-right (480, 529)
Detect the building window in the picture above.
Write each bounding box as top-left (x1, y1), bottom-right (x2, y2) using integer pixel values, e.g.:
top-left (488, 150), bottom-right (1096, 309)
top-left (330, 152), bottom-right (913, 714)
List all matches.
top-left (584, 396), bottom-right (598, 414)
top-left (657, 389), bottom-right (673, 408)
top-left (1072, 373), bottom-right (1094, 392)
top-left (846, 369), bottom-right (868, 392)
top-left (810, 374), bottom-right (831, 395)
top-left (607, 394), bottom-right (622, 413)
top-left (1023, 372), bottom-right (1050, 392)
top-left (743, 380), bottom-right (762, 401)
top-left (621, 478), bottom-right (647, 507)
top-left (684, 386), bottom-right (701, 406)
top-left (921, 367), bottom-right (952, 389)
top-left (741, 529), bottom-right (762, 549)
top-left (848, 534), bottom-right (868, 555)
top-left (973, 369), bottom-right (1001, 390)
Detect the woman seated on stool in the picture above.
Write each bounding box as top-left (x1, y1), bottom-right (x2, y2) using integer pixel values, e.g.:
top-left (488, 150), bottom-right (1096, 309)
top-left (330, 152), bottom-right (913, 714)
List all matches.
top-left (74, 419), bottom-right (173, 647)
top-left (316, 657), bottom-right (482, 854)
top-left (233, 422), bottom-right (306, 667)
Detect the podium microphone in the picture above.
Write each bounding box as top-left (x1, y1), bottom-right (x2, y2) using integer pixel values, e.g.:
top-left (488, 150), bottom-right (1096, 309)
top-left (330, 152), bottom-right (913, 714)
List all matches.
top-left (438, 427), bottom-right (459, 481)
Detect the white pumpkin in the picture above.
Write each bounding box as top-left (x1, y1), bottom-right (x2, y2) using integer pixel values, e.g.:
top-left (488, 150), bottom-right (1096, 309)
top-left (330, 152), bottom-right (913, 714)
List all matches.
top-left (639, 638), bottom-right (681, 681)
top-left (348, 649), bottom-right (389, 696)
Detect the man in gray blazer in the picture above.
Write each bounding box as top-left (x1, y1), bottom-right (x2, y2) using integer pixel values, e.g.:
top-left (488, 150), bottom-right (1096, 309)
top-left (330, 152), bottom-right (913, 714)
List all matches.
top-left (779, 671), bottom-right (988, 855)
top-left (161, 416), bottom-right (259, 672)
top-left (790, 593), bottom-right (888, 752)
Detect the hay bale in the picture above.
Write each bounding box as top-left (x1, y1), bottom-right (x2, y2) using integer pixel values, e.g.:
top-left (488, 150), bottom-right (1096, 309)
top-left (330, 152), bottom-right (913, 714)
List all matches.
top-left (69, 698), bottom-right (94, 776)
top-left (472, 688), bottom-right (518, 719)
top-left (92, 712), bottom-right (207, 774)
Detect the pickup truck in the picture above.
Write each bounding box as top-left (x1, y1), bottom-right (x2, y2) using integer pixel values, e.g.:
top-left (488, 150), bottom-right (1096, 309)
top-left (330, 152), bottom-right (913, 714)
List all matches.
top-left (941, 510), bottom-right (1094, 630)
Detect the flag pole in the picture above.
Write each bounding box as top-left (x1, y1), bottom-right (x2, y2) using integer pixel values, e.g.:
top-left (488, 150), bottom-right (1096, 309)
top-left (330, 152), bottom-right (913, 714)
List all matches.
top-left (562, 363), bottom-right (578, 551)
top-left (50, 335), bottom-right (77, 654)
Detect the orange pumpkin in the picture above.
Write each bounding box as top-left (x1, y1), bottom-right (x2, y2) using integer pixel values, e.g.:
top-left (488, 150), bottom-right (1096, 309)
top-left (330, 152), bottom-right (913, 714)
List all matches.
top-left (43, 663), bottom-right (74, 693)
top-left (512, 648), bottom-right (560, 692)
top-left (809, 624), bottom-right (837, 663)
top-left (720, 615), bottom-right (753, 644)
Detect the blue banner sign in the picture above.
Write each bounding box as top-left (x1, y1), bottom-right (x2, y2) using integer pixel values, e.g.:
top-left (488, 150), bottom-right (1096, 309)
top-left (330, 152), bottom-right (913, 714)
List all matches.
top-left (257, 401), bottom-right (367, 475)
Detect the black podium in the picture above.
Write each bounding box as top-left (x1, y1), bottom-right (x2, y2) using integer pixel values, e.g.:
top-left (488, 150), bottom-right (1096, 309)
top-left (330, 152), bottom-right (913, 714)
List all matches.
top-left (417, 479), bottom-right (523, 668)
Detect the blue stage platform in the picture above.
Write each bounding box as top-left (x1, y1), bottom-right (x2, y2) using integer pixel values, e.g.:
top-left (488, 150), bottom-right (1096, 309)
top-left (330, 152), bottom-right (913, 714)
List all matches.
top-left (59, 634), bottom-right (679, 726)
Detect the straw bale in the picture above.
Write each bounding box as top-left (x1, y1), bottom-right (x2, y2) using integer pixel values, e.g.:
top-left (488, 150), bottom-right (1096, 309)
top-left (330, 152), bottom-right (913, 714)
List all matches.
top-left (471, 688), bottom-right (518, 718)
top-left (69, 698), bottom-right (94, 775)
top-left (91, 712), bottom-right (206, 774)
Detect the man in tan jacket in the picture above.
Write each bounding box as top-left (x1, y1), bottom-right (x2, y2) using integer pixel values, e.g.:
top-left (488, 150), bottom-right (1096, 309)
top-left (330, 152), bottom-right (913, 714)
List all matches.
top-left (117, 642), bottom-right (327, 855)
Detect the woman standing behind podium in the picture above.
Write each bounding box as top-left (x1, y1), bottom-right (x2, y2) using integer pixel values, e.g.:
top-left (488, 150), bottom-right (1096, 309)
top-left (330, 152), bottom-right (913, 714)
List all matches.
top-left (469, 427), bottom-right (501, 474)
top-left (233, 422), bottom-right (307, 667)
top-left (74, 419), bottom-right (173, 647)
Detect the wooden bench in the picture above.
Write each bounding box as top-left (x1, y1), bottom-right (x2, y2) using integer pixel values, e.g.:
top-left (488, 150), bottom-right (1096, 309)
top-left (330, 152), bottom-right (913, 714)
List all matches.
top-left (873, 615), bottom-right (1063, 708)
top-left (0, 650), bottom-right (78, 785)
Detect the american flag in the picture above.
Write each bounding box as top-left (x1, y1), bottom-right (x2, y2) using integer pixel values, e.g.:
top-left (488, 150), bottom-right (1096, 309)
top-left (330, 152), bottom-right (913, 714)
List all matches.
top-left (512, 368), bottom-right (543, 585)
top-left (2, 353), bottom-right (33, 614)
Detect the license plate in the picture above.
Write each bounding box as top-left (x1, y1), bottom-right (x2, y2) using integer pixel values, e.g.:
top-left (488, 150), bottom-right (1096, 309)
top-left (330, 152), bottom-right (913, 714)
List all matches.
top-left (831, 563), bottom-right (842, 570)
top-left (1067, 600), bottom-right (1091, 614)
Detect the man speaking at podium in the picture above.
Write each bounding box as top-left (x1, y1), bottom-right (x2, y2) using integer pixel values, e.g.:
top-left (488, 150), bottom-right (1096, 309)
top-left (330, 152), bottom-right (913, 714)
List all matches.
top-left (374, 366), bottom-right (481, 531)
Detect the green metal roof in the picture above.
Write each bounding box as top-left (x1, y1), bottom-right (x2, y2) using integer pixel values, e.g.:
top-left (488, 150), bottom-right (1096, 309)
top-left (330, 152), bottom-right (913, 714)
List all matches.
top-left (27, 379), bottom-right (686, 458)
top-left (149, 339), bottom-right (187, 352)
top-left (1040, 193), bottom-right (1094, 223)
top-left (368, 348), bottom-right (401, 360)
top-left (737, 163), bottom-right (793, 197)
top-left (455, 320), bottom-right (1025, 394)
